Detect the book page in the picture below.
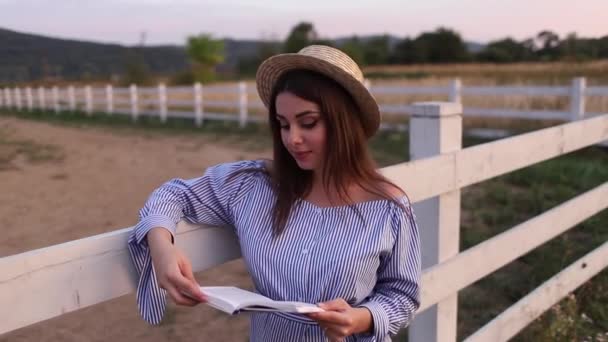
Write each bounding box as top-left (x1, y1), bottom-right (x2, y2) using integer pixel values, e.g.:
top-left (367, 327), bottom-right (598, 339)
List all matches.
top-left (200, 286), bottom-right (273, 309)
top-left (200, 286), bottom-right (324, 313)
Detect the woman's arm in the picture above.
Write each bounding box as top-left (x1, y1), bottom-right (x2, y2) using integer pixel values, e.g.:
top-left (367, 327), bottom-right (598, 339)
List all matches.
top-left (358, 203), bottom-right (422, 340)
top-left (128, 160), bottom-right (262, 324)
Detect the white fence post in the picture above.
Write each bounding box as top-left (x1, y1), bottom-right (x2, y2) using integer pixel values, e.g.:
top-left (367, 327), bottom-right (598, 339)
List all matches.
top-left (409, 102), bottom-right (463, 342)
top-left (570, 77), bottom-right (586, 121)
top-left (25, 87), bottom-right (33, 111)
top-left (5, 88), bottom-right (12, 109)
top-left (106, 85), bottom-right (114, 115)
top-left (194, 82), bottom-right (204, 127)
top-left (85, 85), bottom-right (93, 116)
top-left (449, 78), bottom-right (462, 103)
top-left (158, 83), bottom-right (167, 123)
top-left (68, 86), bottom-right (76, 111)
top-left (130, 84), bottom-right (139, 122)
top-left (37, 86), bottom-right (45, 110)
top-left (52, 86), bottom-right (60, 113)
top-left (14, 87), bottom-right (22, 111)
top-left (238, 81), bottom-right (248, 128)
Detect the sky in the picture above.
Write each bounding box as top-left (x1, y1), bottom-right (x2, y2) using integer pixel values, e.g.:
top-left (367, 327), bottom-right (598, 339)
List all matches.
top-left (1, 0), bottom-right (607, 46)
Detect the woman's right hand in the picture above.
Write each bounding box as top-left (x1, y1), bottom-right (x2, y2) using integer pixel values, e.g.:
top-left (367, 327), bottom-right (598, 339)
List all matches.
top-left (147, 227), bottom-right (207, 306)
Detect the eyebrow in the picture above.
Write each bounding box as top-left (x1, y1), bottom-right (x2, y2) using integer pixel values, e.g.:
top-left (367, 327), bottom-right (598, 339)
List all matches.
top-left (275, 110), bottom-right (320, 119)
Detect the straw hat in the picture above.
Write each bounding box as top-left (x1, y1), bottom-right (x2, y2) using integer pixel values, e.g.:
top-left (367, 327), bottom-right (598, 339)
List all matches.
top-left (256, 45), bottom-right (380, 138)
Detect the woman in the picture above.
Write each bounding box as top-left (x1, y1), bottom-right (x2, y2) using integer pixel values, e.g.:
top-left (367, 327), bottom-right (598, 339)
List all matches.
top-left (128, 45), bottom-right (421, 341)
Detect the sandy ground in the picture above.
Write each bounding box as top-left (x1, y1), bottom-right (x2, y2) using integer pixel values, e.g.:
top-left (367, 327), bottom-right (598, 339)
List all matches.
top-left (0, 116), bottom-right (272, 341)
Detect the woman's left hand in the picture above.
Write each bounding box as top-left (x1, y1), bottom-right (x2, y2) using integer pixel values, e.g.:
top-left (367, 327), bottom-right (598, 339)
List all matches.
top-left (306, 298), bottom-right (372, 342)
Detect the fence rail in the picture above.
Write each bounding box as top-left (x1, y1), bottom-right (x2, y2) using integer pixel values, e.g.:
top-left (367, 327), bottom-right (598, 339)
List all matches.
top-left (2, 77), bottom-right (608, 129)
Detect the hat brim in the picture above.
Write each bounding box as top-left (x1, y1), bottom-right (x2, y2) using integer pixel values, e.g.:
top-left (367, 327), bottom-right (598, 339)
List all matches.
top-left (256, 53), bottom-right (380, 138)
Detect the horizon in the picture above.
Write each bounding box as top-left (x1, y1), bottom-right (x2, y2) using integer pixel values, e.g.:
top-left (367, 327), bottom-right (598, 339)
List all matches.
top-left (1, 0), bottom-right (607, 46)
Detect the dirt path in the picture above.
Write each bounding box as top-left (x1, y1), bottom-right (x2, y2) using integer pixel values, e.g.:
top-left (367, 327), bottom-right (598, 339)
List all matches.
top-left (0, 116), bottom-right (271, 341)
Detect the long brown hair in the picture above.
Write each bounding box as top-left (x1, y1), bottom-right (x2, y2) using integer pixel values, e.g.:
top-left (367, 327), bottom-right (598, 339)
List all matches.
top-left (267, 69), bottom-right (405, 235)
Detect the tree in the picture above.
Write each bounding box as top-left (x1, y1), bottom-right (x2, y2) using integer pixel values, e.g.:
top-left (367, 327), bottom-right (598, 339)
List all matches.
top-left (391, 28), bottom-right (470, 64)
top-left (599, 36), bottom-right (608, 58)
top-left (391, 37), bottom-right (420, 63)
top-left (186, 34), bottom-right (225, 82)
top-left (284, 22), bottom-right (318, 53)
top-left (363, 35), bottom-right (391, 65)
top-left (477, 38), bottom-right (535, 63)
top-left (535, 30), bottom-right (560, 60)
top-left (340, 36), bottom-right (366, 65)
top-left (416, 27), bottom-right (470, 63)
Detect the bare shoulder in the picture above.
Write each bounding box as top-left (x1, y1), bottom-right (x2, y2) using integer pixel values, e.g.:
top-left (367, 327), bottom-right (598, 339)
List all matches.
top-left (383, 182), bottom-right (406, 198)
top-left (361, 181), bottom-right (405, 202)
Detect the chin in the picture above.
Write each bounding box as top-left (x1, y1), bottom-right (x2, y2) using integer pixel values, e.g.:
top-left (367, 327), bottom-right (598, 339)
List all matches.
top-left (295, 161), bottom-right (315, 170)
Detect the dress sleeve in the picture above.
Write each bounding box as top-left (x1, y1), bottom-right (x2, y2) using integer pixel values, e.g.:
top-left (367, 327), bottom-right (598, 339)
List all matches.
top-left (127, 159), bottom-right (264, 324)
top-left (358, 198), bottom-right (422, 341)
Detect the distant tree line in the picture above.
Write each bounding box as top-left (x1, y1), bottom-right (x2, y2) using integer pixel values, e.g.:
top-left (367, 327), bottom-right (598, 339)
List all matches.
top-left (235, 22), bottom-right (608, 76)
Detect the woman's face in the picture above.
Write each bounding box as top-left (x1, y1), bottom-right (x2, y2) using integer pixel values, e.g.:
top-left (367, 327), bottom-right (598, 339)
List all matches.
top-left (275, 91), bottom-right (327, 173)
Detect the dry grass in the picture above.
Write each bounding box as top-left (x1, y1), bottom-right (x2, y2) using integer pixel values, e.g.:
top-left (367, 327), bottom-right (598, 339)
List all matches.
top-left (363, 60), bottom-right (608, 85)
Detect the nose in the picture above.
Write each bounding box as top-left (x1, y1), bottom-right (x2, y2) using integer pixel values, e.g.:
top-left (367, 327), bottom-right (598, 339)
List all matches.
top-left (287, 126), bottom-right (304, 146)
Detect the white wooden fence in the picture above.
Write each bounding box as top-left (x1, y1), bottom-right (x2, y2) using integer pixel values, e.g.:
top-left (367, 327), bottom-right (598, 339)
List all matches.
top-left (1, 101), bottom-right (606, 341)
top-left (2, 77), bottom-right (608, 127)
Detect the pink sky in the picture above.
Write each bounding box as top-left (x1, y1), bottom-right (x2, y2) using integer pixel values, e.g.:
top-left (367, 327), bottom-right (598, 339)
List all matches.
top-left (0, 0), bottom-right (606, 45)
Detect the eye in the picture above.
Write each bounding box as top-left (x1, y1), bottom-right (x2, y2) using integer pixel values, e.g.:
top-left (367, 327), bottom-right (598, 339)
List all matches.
top-left (301, 120), bottom-right (318, 129)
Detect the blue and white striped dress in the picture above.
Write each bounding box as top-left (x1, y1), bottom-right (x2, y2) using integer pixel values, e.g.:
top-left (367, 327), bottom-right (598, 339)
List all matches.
top-left (128, 159), bottom-right (421, 341)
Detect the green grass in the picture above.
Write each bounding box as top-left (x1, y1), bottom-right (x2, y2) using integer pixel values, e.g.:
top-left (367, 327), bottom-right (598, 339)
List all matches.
top-left (2, 108), bottom-right (607, 340)
top-left (459, 147), bottom-right (608, 341)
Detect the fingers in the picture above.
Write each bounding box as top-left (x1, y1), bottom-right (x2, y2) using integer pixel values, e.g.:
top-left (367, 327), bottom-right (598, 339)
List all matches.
top-left (162, 282), bottom-right (200, 306)
top-left (310, 311), bottom-right (353, 325)
top-left (177, 257), bottom-right (207, 302)
top-left (318, 298), bottom-right (349, 311)
top-left (319, 323), bottom-right (348, 342)
top-left (309, 299), bottom-right (354, 340)
top-left (159, 266), bottom-right (205, 306)
top-left (149, 243), bottom-right (204, 306)
top-left (171, 272), bottom-right (206, 303)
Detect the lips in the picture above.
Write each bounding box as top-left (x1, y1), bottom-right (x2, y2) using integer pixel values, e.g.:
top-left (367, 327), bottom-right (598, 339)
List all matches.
top-left (293, 151), bottom-right (312, 160)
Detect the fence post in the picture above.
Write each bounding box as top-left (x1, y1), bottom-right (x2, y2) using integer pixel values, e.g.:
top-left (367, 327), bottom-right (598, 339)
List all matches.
top-left (68, 86), bottom-right (76, 111)
top-left (448, 78), bottom-right (462, 103)
top-left (5, 88), bottom-right (12, 109)
top-left (13, 87), bottom-right (21, 111)
top-left (0, 88), bottom-right (4, 108)
top-left (194, 82), bottom-right (204, 127)
top-left (130, 84), bottom-right (139, 122)
top-left (85, 85), bottom-right (93, 116)
top-left (570, 77), bottom-right (586, 121)
top-left (158, 83), bottom-right (167, 123)
top-left (52, 86), bottom-right (60, 113)
top-left (238, 81), bottom-right (248, 128)
top-left (26, 87), bottom-right (33, 111)
top-left (14, 87), bottom-right (22, 111)
top-left (408, 102), bottom-right (463, 342)
top-left (37, 86), bottom-right (45, 110)
top-left (106, 85), bottom-right (114, 115)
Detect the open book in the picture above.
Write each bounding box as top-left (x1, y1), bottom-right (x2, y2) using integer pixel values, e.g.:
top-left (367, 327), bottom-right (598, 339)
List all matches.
top-left (197, 286), bottom-right (324, 315)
